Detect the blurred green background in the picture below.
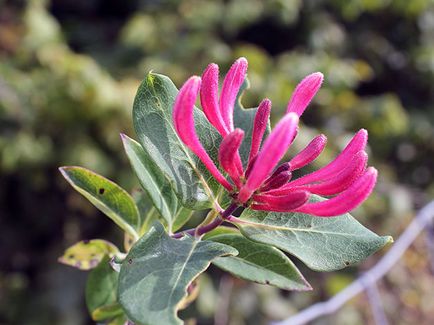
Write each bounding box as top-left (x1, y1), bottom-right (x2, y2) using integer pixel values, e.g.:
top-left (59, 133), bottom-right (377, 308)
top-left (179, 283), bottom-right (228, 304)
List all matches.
top-left (1, 0), bottom-right (433, 324)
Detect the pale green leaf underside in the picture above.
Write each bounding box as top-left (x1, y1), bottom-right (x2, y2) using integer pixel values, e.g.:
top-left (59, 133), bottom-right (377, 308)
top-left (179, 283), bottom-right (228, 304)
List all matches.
top-left (122, 135), bottom-right (180, 231)
top-left (132, 73), bottom-right (222, 210)
top-left (206, 227), bottom-right (311, 291)
top-left (60, 166), bottom-right (140, 239)
top-left (238, 195), bottom-right (392, 271)
top-left (118, 222), bottom-right (238, 325)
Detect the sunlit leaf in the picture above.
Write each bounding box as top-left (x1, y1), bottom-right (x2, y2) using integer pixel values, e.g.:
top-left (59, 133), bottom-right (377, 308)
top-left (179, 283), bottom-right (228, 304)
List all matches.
top-left (60, 166), bottom-right (140, 239)
top-left (132, 73), bottom-right (222, 210)
top-left (238, 195), bottom-right (392, 271)
top-left (118, 222), bottom-right (238, 325)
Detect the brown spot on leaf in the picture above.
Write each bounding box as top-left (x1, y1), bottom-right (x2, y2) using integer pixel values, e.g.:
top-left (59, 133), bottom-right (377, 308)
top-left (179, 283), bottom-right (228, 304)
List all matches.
top-left (128, 258), bottom-right (133, 265)
top-left (99, 188), bottom-right (105, 194)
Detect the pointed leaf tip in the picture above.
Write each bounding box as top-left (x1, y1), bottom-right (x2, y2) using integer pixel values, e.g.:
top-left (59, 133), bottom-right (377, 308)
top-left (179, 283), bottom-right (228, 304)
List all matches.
top-left (59, 166), bottom-right (140, 239)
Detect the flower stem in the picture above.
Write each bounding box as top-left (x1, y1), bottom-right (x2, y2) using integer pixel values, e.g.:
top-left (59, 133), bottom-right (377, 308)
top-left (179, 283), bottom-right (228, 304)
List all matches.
top-left (172, 203), bottom-right (239, 238)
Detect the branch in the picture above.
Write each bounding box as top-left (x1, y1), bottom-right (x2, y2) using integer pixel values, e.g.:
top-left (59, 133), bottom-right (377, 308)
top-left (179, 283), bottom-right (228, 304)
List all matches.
top-left (365, 282), bottom-right (389, 325)
top-left (272, 200), bottom-right (434, 325)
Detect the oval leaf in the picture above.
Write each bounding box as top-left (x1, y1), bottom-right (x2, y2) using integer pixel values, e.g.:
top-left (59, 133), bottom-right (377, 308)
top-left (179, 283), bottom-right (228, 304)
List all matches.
top-left (133, 73), bottom-right (223, 210)
top-left (205, 227), bottom-right (311, 291)
top-left (122, 135), bottom-right (194, 233)
top-left (122, 135), bottom-right (179, 229)
top-left (238, 195), bottom-right (392, 271)
top-left (86, 256), bottom-right (120, 321)
top-left (58, 239), bottom-right (119, 270)
top-left (118, 222), bottom-right (238, 325)
top-left (60, 166), bottom-right (140, 240)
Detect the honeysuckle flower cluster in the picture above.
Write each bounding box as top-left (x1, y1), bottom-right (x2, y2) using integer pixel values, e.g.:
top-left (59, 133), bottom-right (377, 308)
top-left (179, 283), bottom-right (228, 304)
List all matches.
top-left (173, 58), bottom-right (377, 217)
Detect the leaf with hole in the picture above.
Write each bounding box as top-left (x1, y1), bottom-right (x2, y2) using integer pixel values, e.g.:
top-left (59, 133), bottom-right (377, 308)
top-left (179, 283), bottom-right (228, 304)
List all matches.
top-left (60, 166), bottom-right (140, 239)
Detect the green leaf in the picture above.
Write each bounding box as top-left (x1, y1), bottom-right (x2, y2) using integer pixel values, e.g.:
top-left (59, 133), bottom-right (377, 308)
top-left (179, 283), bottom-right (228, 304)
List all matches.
top-left (238, 195), bottom-right (392, 271)
top-left (91, 303), bottom-right (124, 322)
top-left (205, 227), bottom-right (311, 291)
top-left (233, 79), bottom-right (270, 166)
top-left (132, 73), bottom-right (222, 210)
top-left (172, 206), bottom-right (194, 232)
top-left (131, 188), bottom-right (154, 227)
top-left (86, 256), bottom-right (120, 321)
top-left (60, 166), bottom-right (140, 240)
top-left (107, 315), bottom-right (128, 325)
top-left (122, 138), bottom-right (194, 233)
top-left (118, 222), bottom-right (238, 325)
top-left (58, 239), bottom-right (119, 271)
top-left (122, 135), bottom-right (180, 231)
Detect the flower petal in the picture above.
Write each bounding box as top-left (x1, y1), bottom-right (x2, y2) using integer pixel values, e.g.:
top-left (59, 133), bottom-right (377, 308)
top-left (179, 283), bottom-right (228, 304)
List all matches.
top-left (295, 167), bottom-right (378, 217)
top-left (281, 129), bottom-right (368, 188)
top-left (289, 134), bottom-right (327, 171)
top-left (173, 76), bottom-right (232, 191)
top-left (220, 57), bottom-right (248, 131)
top-left (248, 98), bottom-right (271, 163)
top-left (260, 170), bottom-right (292, 192)
top-left (252, 191), bottom-right (309, 212)
top-left (295, 151), bottom-right (368, 195)
top-left (271, 162), bottom-right (291, 176)
top-left (200, 63), bottom-right (229, 136)
top-left (286, 72), bottom-right (323, 117)
top-left (218, 129), bottom-right (245, 188)
top-left (238, 113), bottom-right (299, 203)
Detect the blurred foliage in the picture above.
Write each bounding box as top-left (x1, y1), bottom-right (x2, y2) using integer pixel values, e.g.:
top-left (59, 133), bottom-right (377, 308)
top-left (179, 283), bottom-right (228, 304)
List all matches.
top-left (1, 0), bottom-right (433, 324)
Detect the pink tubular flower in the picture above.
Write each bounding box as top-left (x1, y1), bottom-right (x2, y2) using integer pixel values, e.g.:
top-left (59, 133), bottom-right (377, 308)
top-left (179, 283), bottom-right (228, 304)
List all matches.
top-left (173, 58), bottom-right (378, 217)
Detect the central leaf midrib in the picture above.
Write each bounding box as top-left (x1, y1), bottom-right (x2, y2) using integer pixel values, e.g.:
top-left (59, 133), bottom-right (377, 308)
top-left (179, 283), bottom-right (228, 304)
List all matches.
top-left (241, 219), bottom-right (371, 238)
top-left (220, 255), bottom-right (291, 279)
top-left (167, 239), bottom-right (198, 307)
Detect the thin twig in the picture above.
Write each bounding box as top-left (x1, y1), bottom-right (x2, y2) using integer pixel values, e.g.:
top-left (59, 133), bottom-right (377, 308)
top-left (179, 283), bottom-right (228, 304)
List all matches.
top-left (425, 215), bottom-right (434, 274)
top-left (365, 282), bottom-right (389, 325)
top-left (272, 200), bottom-right (434, 325)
